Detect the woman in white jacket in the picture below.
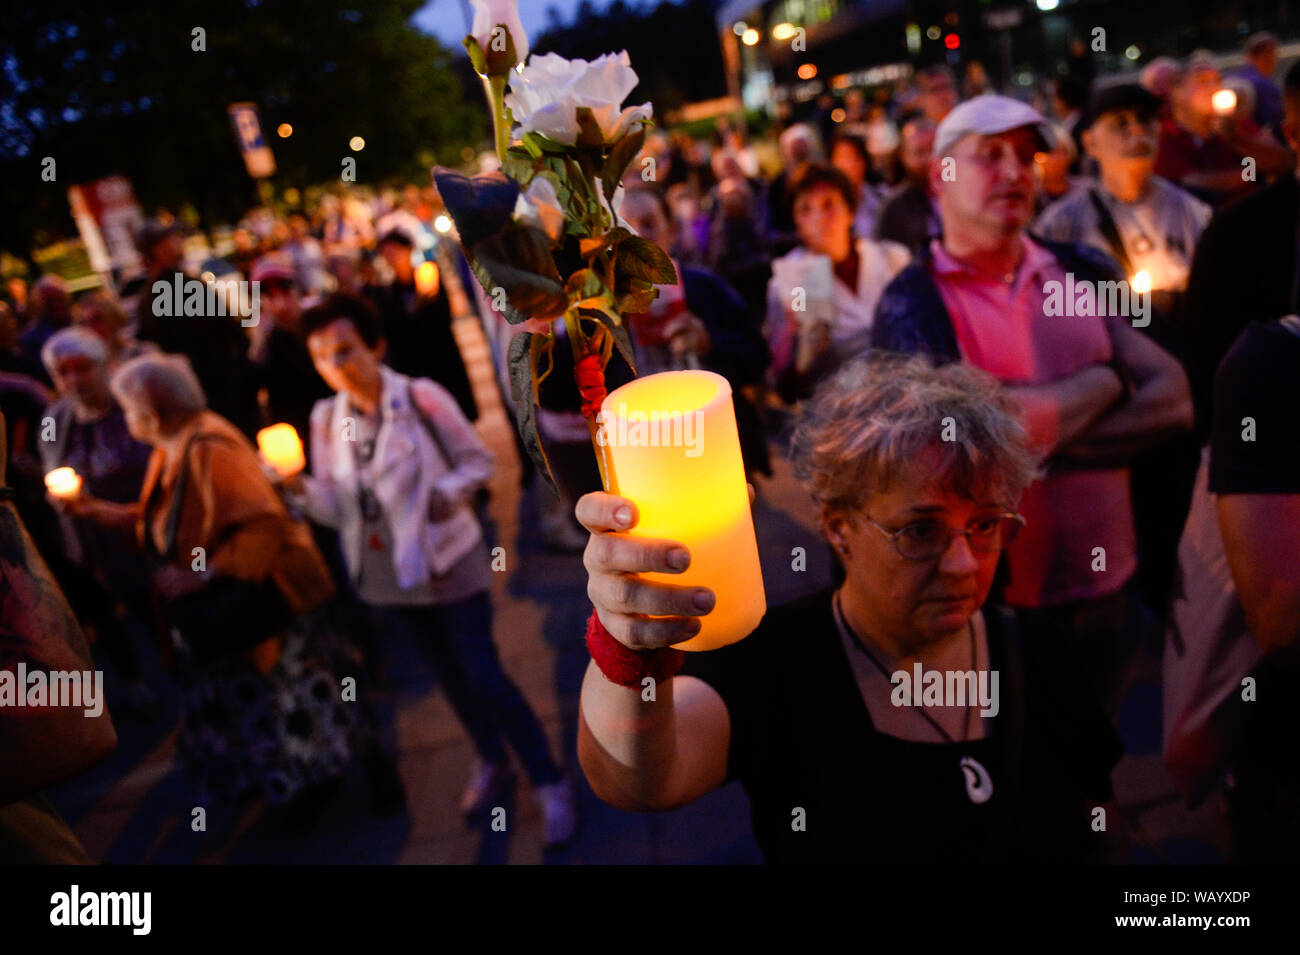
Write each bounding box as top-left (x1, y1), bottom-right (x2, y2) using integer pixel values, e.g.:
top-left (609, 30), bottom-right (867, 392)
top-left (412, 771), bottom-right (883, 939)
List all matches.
top-left (280, 293), bottom-right (575, 846)
top-left (765, 162), bottom-right (911, 403)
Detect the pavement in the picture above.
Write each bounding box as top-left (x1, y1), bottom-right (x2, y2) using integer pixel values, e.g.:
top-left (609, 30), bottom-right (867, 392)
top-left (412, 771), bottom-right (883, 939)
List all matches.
top-left (45, 313), bottom-right (1230, 864)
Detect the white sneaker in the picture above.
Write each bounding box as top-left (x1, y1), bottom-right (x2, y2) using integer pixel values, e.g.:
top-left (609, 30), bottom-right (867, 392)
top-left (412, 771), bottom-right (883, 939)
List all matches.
top-left (461, 760), bottom-right (514, 817)
top-left (535, 776), bottom-right (578, 848)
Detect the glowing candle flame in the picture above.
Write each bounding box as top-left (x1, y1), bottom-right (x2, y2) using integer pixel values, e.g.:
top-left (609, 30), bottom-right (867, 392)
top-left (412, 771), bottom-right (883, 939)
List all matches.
top-left (257, 424), bottom-right (306, 479)
top-left (1212, 89), bottom-right (1237, 115)
top-left (415, 260), bottom-right (439, 296)
top-left (44, 467), bottom-right (83, 500)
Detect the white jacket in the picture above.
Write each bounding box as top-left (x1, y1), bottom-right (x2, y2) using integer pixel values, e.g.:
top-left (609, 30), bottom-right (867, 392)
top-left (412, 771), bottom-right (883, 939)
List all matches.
top-left (295, 365), bottom-right (494, 591)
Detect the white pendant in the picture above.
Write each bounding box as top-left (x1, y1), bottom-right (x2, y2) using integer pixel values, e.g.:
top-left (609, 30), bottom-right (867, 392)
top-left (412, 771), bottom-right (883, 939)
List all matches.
top-left (960, 755), bottom-right (994, 804)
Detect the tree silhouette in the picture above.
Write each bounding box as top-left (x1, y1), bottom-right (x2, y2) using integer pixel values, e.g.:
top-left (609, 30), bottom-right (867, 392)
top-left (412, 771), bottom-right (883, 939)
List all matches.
top-left (0, 0), bottom-right (483, 256)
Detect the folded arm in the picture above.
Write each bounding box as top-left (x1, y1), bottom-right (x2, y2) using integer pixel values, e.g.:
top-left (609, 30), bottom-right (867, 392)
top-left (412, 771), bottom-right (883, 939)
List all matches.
top-left (1004, 363), bottom-right (1123, 458)
top-left (1056, 319), bottom-right (1194, 466)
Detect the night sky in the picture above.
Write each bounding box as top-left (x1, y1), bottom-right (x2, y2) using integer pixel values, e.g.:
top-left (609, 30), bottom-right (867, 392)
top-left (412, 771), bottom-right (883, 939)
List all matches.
top-left (413, 0), bottom-right (614, 52)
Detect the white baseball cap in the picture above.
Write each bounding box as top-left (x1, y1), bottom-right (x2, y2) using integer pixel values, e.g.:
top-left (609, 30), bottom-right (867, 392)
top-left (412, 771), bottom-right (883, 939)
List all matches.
top-left (933, 94), bottom-right (1054, 158)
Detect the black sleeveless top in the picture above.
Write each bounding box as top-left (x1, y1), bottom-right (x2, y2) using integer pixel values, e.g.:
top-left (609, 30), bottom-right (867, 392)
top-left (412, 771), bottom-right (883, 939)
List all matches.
top-left (680, 588), bottom-right (1121, 864)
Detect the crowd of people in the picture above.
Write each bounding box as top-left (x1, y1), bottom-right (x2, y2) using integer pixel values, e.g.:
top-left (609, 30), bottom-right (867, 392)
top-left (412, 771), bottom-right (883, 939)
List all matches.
top-left (1, 32), bottom-right (1298, 864)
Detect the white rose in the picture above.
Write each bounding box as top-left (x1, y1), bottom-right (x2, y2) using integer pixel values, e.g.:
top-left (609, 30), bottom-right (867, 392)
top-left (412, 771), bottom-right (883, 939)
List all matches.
top-left (470, 0), bottom-right (529, 64)
top-left (505, 51), bottom-right (652, 147)
top-left (513, 176), bottom-right (565, 241)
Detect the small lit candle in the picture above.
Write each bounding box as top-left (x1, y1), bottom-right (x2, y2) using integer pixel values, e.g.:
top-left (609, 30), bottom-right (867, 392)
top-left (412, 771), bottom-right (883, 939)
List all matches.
top-left (44, 466), bottom-right (83, 500)
top-left (597, 370), bottom-right (766, 651)
top-left (257, 423), bottom-right (306, 478)
top-left (414, 260), bottom-right (439, 297)
top-left (1130, 270), bottom-right (1152, 295)
top-left (1212, 88), bottom-right (1237, 116)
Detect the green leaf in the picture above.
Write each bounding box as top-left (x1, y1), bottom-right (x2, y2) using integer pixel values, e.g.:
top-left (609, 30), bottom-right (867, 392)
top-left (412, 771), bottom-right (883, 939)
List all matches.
top-left (602, 127), bottom-right (646, 200)
top-left (523, 131), bottom-right (571, 155)
top-left (615, 278), bottom-right (659, 315)
top-left (463, 35), bottom-right (487, 76)
top-left (591, 308), bottom-right (637, 376)
top-left (604, 226), bottom-right (634, 248)
top-left (566, 268), bottom-right (606, 302)
top-left (470, 222), bottom-right (568, 325)
top-left (501, 153), bottom-right (538, 190)
top-left (507, 332), bottom-right (557, 491)
top-left (615, 235), bottom-right (677, 285)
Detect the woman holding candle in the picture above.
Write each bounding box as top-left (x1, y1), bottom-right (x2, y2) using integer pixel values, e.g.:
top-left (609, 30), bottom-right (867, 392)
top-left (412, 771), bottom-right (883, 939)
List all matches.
top-left (764, 162), bottom-right (911, 404)
top-left (68, 352), bottom-right (355, 822)
top-left (282, 293), bottom-right (577, 847)
top-left (39, 328), bottom-right (155, 712)
top-left (576, 355), bottom-right (1123, 863)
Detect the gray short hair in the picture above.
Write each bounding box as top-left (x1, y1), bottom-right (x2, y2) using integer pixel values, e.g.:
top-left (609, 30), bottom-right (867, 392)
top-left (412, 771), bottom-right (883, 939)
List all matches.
top-left (109, 353), bottom-right (207, 431)
top-left (790, 353), bottom-right (1040, 519)
top-left (42, 327), bottom-right (109, 374)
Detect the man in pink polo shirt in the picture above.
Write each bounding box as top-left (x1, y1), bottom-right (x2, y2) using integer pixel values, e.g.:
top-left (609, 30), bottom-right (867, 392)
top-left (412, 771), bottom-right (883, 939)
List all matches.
top-left (873, 95), bottom-right (1193, 711)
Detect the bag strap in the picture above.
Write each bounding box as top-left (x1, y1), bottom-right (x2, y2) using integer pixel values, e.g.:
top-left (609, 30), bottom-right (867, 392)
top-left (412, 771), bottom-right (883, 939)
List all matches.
top-left (406, 379), bottom-right (454, 469)
top-left (1087, 189), bottom-right (1136, 277)
top-left (153, 432), bottom-right (247, 563)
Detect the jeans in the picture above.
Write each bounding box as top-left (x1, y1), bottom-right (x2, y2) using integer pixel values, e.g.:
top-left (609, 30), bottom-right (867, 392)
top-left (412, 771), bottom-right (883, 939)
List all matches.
top-left (371, 592), bottom-right (563, 786)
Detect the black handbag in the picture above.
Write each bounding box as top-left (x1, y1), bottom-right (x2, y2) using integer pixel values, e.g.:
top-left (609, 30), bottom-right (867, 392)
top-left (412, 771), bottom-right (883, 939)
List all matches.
top-left (146, 433), bottom-right (295, 665)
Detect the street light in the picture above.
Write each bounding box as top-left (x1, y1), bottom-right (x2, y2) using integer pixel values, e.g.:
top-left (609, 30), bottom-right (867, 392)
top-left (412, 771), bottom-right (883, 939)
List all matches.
top-left (277, 123), bottom-right (293, 138)
top-left (742, 28), bottom-right (760, 46)
top-left (349, 136), bottom-right (365, 151)
top-left (797, 63), bottom-right (818, 80)
top-left (773, 22), bottom-right (796, 41)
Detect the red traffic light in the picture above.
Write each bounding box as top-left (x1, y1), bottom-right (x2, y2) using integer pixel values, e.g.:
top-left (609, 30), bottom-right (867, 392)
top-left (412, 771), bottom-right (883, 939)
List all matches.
top-left (944, 33), bottom-right (960, 50)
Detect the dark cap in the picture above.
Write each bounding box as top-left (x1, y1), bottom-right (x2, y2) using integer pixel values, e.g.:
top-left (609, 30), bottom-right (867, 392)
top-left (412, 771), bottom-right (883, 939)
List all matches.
top-left (1079, 84), bottom-right (1162, 132)
top-left (376, 227), bottom-right (415, 249)
top-left (133, 218), bottom-right (183, 254)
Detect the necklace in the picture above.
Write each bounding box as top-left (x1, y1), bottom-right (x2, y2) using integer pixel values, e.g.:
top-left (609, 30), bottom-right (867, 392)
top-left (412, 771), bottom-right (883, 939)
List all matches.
top-left (832, 591), bottom-right (995, 804)
top-left (832, 590), bottom-right (974, 744)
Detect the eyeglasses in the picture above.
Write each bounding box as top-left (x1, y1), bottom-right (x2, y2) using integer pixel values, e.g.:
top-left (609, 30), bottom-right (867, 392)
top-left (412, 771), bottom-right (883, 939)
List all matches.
top-left (863, 512), bottom-right (1026, 562)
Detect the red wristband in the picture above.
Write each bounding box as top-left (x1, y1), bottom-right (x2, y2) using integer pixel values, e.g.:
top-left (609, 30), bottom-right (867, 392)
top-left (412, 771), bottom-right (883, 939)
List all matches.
top-left (585, 608), bottom-right (686, 688)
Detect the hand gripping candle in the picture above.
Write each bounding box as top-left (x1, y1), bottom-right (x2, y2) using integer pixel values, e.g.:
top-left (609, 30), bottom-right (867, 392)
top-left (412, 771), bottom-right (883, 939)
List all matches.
top-left (596, 370), bottom-right (765, 651)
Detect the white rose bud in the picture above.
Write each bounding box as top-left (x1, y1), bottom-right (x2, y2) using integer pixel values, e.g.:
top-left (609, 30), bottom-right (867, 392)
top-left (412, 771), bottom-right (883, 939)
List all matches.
top-left (469, 0), bottom-right (529, 70)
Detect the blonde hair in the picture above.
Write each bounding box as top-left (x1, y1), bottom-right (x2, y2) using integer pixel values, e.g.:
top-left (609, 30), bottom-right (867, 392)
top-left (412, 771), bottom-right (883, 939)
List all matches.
top-left (790, 353), bottom-right (1040, 519)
